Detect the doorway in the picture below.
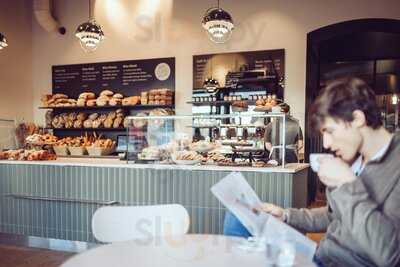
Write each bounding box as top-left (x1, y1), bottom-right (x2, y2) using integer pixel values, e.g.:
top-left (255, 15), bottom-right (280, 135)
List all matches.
top-left (305, 18), bottom-right (400, 201)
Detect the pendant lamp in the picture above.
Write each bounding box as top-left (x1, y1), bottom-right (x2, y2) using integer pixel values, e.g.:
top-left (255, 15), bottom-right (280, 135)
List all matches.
top-left (0, 33), bottom-right (8, 50)
top-left (202, 0), bottom-right (234, 44)
top-left (203, 77), bottom-right (220, 93)
top-left (203, 57), bottom-right (220, 93)
top-left (75, 0), bottom-right (104, 52)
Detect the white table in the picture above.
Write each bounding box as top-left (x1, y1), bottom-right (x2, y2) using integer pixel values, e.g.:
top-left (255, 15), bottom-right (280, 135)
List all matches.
top-left (61, 235), bottom-right (315, 267)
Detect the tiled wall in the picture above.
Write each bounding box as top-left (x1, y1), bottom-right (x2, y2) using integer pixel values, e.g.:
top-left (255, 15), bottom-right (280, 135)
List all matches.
top-left (0, 164), bottom-right (307, 242)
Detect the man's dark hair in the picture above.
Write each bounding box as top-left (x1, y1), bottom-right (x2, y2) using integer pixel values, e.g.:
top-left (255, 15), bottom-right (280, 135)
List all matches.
top-left (279, 103), bottom-right (290, 113)
top-left (309, 77), bottom-right (382, 132)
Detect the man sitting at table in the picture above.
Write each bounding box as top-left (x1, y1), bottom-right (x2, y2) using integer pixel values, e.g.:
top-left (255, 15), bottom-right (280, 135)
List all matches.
top-left (223, 77), bottom-right (400, 267)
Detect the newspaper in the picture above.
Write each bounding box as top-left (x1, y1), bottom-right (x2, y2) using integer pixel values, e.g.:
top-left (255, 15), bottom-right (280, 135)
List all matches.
top-left (211, 172), bottom-right (317, 260)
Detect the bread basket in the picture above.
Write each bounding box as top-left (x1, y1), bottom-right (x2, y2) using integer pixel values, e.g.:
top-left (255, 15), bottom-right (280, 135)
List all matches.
top-left (53, 145), bottom-right (69, 156)
top-left (68, 146), bottom-right (87, 156)
top-left (86, 145), bottom-right (115, 156)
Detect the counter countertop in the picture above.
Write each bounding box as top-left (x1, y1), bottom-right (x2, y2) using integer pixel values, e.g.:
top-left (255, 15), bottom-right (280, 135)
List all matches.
top-left (0, 158), bottom-right (309, 173)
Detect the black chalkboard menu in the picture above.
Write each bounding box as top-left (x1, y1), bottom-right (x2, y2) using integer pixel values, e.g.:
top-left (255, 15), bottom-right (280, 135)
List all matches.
top-left (193, 49), bottom-right (284, 90)
top-left (52, 57), bottom-right (175, 97)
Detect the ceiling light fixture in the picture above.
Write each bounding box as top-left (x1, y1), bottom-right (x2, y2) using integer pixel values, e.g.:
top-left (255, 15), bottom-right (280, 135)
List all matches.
top-left (0, 33), bottom-right (8, 50)
top-left (75, 0), bottom-right (104, 52)
top-left (202, 0), bottom-right (234, 44)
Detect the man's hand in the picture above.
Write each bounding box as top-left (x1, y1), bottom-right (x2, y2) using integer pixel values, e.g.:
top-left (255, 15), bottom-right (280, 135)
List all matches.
top-left (254, 203), bottom-right (285, 221)
top-left (318, 157), bottom-right (357, 188)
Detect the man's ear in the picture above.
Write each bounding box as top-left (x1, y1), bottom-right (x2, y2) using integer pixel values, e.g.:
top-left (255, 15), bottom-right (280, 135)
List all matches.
top-left (351, 110), bottom-right (366, 128)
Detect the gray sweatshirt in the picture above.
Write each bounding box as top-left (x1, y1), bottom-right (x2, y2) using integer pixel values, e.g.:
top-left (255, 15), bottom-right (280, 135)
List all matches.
top-left (287, 133), bottom-right (400, 267)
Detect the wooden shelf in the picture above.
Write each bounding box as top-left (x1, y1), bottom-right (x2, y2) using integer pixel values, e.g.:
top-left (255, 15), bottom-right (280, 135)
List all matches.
top-left (39, 104), bottom-right (174, 111)
top-left (46, 128), bottom-right (127, 132)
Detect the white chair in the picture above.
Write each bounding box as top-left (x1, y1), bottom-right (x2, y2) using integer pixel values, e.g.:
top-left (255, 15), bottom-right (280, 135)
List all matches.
top-left (92, 204), bottom-right (190, 243)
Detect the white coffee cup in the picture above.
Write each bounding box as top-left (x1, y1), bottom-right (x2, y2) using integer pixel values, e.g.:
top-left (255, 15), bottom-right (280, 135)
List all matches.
top-left (309, 153), bottom-right (334, 172)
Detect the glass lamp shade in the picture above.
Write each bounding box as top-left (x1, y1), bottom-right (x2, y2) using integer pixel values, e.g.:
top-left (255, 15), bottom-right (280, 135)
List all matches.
top-left (202, 7), bottom-right (234, 44)
top-left (75, 19), bottom-right (104, 52)
top-left (203, 77), bottom-right (220, 93)
top-left (0, 33), bottom-right (8, 50)
top-left (392, 94), bottom-right (398, 105)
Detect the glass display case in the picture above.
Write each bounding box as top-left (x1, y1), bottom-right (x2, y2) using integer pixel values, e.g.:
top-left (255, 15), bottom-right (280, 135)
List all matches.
top-left (125, 113), bottom-right (302, 168)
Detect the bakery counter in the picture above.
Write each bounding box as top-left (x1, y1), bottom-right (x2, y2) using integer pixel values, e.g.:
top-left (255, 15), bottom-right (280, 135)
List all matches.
top-left (0, 159), bottom-right (309, 243)
top-left (0, 158), bottom-right (309, 173)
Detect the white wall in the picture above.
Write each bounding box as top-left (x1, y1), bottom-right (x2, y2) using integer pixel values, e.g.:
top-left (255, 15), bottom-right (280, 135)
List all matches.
top-left (31, 0), bottom-right (400, 129)
top-left (0, 0), bottom-right (33, 122)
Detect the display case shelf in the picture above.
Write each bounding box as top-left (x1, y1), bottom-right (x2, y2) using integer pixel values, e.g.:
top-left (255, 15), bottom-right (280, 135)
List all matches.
top-left (188, 125), bottom-right (218, 128)
top-left (187, 100), bottom-right (257, 106)
top-left (193, 87), bottom-right (271, 94)
top-left (189, 124), bottom-right (267, 128)
top-left (126, 113), bottom-right (290, 168)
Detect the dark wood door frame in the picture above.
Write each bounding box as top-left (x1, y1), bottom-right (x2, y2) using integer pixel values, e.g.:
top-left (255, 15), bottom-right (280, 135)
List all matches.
top-left (305, 18), bottom-right (400, 201)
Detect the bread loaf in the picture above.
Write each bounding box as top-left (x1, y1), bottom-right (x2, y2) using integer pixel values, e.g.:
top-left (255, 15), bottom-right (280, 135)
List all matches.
top-left (109, 98), bottom-right (122, 106)
top-left (103, 118), bottom-right (113, 128)
top-left (122, 96), bottom-right (139, 106)
top-left (92, 119), bottom-right (102, 128)
top-left (113, 117), bottom-right (123, 128)
top-left (83, 119), bottom-right (93, 128)
top-left (100, 90), bottom-right (114, 97)
top-left (89, 113), bottom-right (99, 120)
top-left (77, 112), bottom-right (87, 121)
top-left (113, 93), bottom-right (124, 99)
top-left (86, 99), bottom-right (96, 107)
top-left (107, 111), bottom-right (117, 120)
top-left (78, 92), bottom-right (96, 100)
top-left (52, 94), bottom-right (68, 100)
top-left (73, 120), bottom-right (83, 128)
top-left (77, 99), bottom-right (86, 107)
top-left (96, 97), bottom-right (109, 106)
